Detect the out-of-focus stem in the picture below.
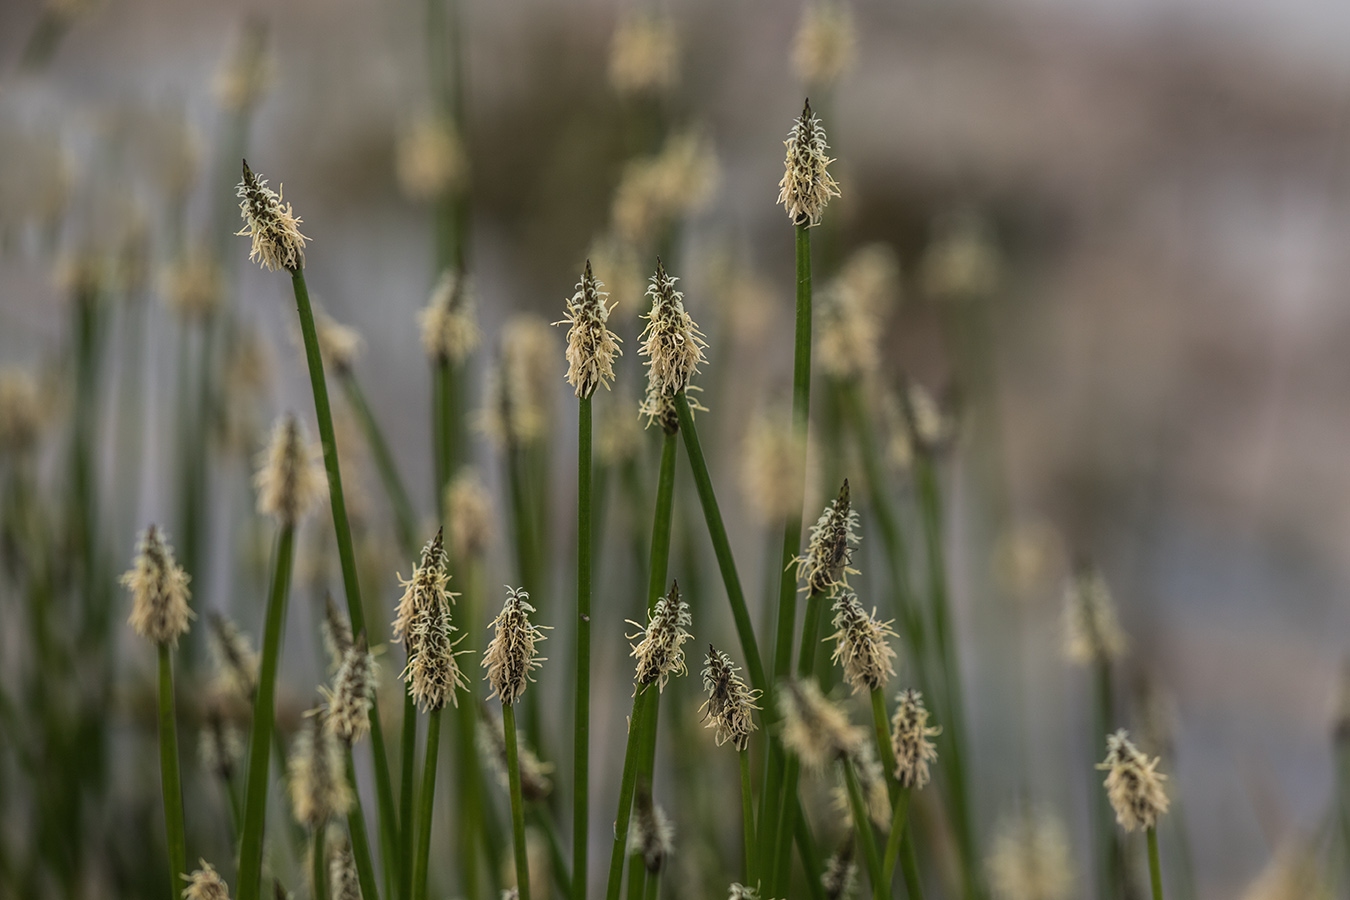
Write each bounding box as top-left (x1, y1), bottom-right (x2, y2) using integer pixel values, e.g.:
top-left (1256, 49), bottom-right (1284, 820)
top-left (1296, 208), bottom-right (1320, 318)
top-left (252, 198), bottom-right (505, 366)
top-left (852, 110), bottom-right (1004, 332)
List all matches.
top-left (157, 643), bottom-right (187, 899)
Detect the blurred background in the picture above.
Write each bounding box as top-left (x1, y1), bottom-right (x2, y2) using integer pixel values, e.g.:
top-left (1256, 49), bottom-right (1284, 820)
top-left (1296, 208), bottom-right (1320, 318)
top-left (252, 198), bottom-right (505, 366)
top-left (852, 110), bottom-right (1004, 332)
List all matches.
top-left (3, 1), bottom-right (1350, 899)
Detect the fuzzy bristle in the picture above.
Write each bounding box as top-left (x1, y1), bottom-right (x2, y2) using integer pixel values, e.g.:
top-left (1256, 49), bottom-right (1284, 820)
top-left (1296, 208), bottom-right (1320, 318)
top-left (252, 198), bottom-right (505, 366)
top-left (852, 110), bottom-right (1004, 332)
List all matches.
top-left (483, 587), bottom-right (548, 705)
top-left (628, 581), bottom-right (694, 691)
top-left (236, 161), bottom-right (307, 272)
top-left (1097, 729), bottom-right (1168, 832)
top-left (776, 100), bottom-right (839, 227)
top-left (890, 689), bottom-right (940, 789)
top-left (123, 525), bottom-right (194, 646)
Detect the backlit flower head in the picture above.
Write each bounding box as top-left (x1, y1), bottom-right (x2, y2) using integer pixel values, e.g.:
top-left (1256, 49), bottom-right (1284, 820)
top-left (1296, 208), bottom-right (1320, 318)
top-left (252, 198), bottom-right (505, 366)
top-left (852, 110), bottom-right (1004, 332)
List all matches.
top-left (182, 860), bottom-right (231, 900)
top-left (792, 0), bottom-right (856, 88)
top-left (829, 592), bottom-right (898, 694)
top-left (419, 269), bottom-right (480, 364)
top-left (796, 480), bottom-right (860, 595)
top-left (254, 414), bottom-right (327, 526)
top-left (123, 525), bottom-right (193, 646)
top-left (236, 160), bottom-right (307, 272)
top-left (1062, 566), bottom-right (1127, 666)
top-left (779, 679), bottom-right (865, 772)
top-left (484, 587), bottom-right (548, 705)
top-left (777, 100), bottom-right (839, 227)
top-left (628, 581), bottom-right (694, 691)
top-left (323, 634), bottom-right (378, 743)
top-left (890, 689), bottom-right (940, 789)
top-left (1097, 729), bottom-right (1168, 832)
top-left (638, 260), bottom-right (707, 426)
top-left (986, 807), bottom-right (1075, 900)
top-left (479, 710), bottom-right (555, 802)
top-left (700, 645), bottom-right (762, 750)
top-left (288, 707), bottom-right (353, 829)
top-left (557, 260), bottom-right (622, 398)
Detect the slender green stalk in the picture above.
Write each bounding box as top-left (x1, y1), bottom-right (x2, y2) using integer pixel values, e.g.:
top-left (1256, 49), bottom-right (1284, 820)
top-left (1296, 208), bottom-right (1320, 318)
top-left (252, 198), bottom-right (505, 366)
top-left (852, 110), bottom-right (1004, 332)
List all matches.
top-left (413, 707), bottom-right (443, 900)
top-left (400, 692), bottom-right (418, 900)
top-left (504, 704), bottom-right (532, 900)
top-left (434, 360), bottom-right (454, 520)
top-left (881, 787), bottom-right (913, 890)
top-left (1092, 658), bottom-right (1121, 900)
top-left (1146, 828), bottom-right (1165, 900)
top-left (290, 268), bottom-right (399, 866)
top-left (604, 689), bottom-right (651, 900)
top-left (345, 752), bottom-right (383, 900)
top-left (156, 643), bottom-right (187, 898)
top-left (573, 395), bottom-right (594, 900)
top-left (739, 749), bottom-right (757, 886)
top-left (842, 758), bottom-right (885, 900)
top-left (454, 700), bottom-right (483, 900)
top-left (340, 370), bottom-right (418, 556)
top-left (870, 690), bottom-right (922, 900)
top-left (237, 524), bottom-right (295, 900)
top-left (794, 809), bottom-right (826, 900)
top-left (313, 828), bottom-right (329, 900)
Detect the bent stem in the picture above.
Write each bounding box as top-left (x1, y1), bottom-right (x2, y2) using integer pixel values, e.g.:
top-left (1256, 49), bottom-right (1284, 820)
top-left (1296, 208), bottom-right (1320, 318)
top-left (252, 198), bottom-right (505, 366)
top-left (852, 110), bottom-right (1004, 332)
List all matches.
top-left (573, 396), bottom-right (593, 900)
top-left (413, 707), bottom-right (443, 900)
top-left (156, 643), bottom-right (187, 899)
top-left (504, 703), bottom-right (532, 900)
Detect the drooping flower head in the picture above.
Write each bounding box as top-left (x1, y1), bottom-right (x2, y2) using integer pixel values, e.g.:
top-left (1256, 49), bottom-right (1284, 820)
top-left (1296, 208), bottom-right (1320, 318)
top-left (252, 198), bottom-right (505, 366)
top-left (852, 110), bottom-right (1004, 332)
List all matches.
top-left (638, 260), bottom-right (707, 429)
top-left (557, 259), bottom-right (622, 398)
top-left (985, 807), bottom-right (1075, 900)
top-left (123, 525), bottom-right (193, 646)
top-left (890, 689), bottom-right (940, 789)
top-left (484, 587), bottom-right (548, 705)
top-left (797, 480), bottom-right (860, 595)
top-left (181, 860), bottom-right (232, 900)
top-left (628, 581), bottom-right (694, 691)
top-left (1062, 565), bottom-right (1127, 666)
top-left (829, 592), bottom-right (898, 694)
top-left (700, 645), bottom-right (762, 750)
top-left (777, 99), bottom-right (840, 227)
top-left (419, 269), bottom-right (481, 364)
top-left (288, 707), bottom-right (353, 829)
top-left (1097, 729), bottom-right (1169, 832)
top-left (236, 160), bottom-right (307, 272)
top-left (323, 634), bottom-right (378, 743)
top-left (779, 679), bottom-right (865, 772)
top-left (254, 414), bottom-right (327, 526)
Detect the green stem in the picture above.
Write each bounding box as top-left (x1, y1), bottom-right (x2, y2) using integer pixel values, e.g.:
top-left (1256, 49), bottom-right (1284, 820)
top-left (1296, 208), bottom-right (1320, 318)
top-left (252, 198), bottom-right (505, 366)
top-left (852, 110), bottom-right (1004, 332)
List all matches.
top-left (434, 359), bottom-right (453, 521)
top-left (871, 690), bottom-right (924, 900)
top-left (157, 643), bottom-right (187, 899)
top-left (649, 432), bottom-right (677, 609)
top-left (346, 751), bottom-right (383, 900)
top-left (313, 828), bottom-right (329, 900)
top-left (340, 370), bottom-right (419, 556)
top-left (604, 690), bottom-right (651, 900)
top-left (574, 396), bottom-right (593, 900)
top-left (1092, 659), bottom-right (1121, 900)
top-left (290, 268), bottom-right (398, 868)
top-left (529, 804), bottom-right (573, 900)
top-left (455, 700), bottom-right (483, 900)
top-left (881, 788), bottom-right (913, 891)
top-left (739, 749), bottom-right (757, 886)
top-left (400, 691), bottom-right (418, 900)
top-left (794, 812), bottom-right (826, 900)
top-left (1146, 828), bottom-right (1165, 900)
top-left (414, 707), bottom-right (443, 900)
top-left (842, 758), bottom-right (886, 900)
top-left (504, 704), bottom-right (532, 900)
top-left (237, 524), bottom-right (295, 900)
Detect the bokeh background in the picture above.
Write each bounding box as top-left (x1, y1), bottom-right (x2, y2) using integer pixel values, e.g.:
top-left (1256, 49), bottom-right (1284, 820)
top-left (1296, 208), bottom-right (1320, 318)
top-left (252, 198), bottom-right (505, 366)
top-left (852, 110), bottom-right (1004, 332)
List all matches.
top-left (3, 1), bottom-right (1350, 899)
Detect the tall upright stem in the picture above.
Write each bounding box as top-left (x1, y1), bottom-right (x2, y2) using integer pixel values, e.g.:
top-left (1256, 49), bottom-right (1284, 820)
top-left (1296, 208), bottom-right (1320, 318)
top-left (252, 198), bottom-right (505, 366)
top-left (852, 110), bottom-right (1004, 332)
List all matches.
top-left (1146, 828), bottom-right (1165, 900)
top-left (504, 704), bottom-right (532, 900)
top-left (604, 689), bottom-right (651, 900)
top-left (313, 828), bottom-right (329, 900)
top-left (341, 370), bottom-right (419, 556)
top-left (156, 643), bottom-right (187, 899)
top-left (739, 749), bottom-right (757, 886)
top-left (345, 751), bottom-right (383, 900)
top-left (573, 396), bottom-right (593, 900)
top-left (400, 692), bottom-right (418, 900)
top-left (842, 758), bottom-right (885, 900)
top-left (413, 707), bottom-right (443, 900)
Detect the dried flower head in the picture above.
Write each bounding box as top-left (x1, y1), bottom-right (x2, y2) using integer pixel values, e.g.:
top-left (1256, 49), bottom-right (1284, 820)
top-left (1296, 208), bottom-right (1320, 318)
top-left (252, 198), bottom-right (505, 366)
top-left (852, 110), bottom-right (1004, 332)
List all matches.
top-left (479, 711), bottom-right (555, 802)
top-left (254, 414), bottom-right (327, 526)
top-left (818, 244), bottom-right (900, 380)
top-left (182, 860), bottom-right (231, 900)
top-left (777, 100), bottom-right (839, 227)
top-left (322, 593), bottom-right (353, 672)
top-left (313, 307), bottom-right (364, 372)
top-left (829, 592), bottom-right (898, 693)
top-left (480, 316), bottom-right (557, 447)
top-left (797, 480), bottom-right (860, 595)
top-left (741, 409), bottom-right (808, 524)
top-left (161, 249), bottom-right (224, 320)
top-left (608, 12), bottom-right (679, 96)
top-left (628, 581), bottom-right (694, 691)
top-left (418, 269), bottom-right (481, 363)
top-left (484, 587), bottom-right (548, 705)
top-left (288, 707), bottom-right (353, 828)
top-left (328, 837), bottom-right (360, 900)
top-left (208, 612), bottom-right (259, 699)
top-left (0, 368), bottom-right (43, 457)
top-left (890, 689), bottom-right (940, 789)
top-left (638, 261), bottom-right (707, 426)
top-left (123, 525), bottom-right (194, 646)
top-left (213, 22), bottom-right (272, 112)
top-left (986, 807), bottom-right (1075, 900)
top-left (700, 645), bottom-right (762, 750)
top-left (1062, 567), bottom-right (1127, 665)
top-left (920, 211), bottom-right (1002, 303)
top-left (236, 161), bottom-right (307, 272)
top-left (630, 784), bottom-right (675, 874)
top-left (1097, 729), bottom-right (1168, 832)
top-left (403, 577), bottom-right (469, 712)
top-left (822, 839), bottom-right (857, 900)
top-left (557, 260), bottom-right (622, 398)
top-left (396, 115), bottom-right (467, 201)
top-left (323, 635), bottom-right (378, 743)
top-left (779, 679), bottom-right (865, 772)
top-left (447, 468), bottom-right (495, 561)
top-left (793, 0), bottom-right (856, 87)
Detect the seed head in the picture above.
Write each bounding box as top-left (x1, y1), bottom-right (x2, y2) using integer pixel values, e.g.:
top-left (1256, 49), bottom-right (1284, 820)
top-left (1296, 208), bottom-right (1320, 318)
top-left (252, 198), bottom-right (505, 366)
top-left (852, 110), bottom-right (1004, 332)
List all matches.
top-left (208, 612), bottom-right (258, 699)
top-left (396, 115), bottom-right (467, 201)
top-left (323, 634), bottom-right (378, 743)
top-left (700, 645), bottom-right (762, 750)
top-left (890, 689), bottom-right (940, 789)
top-left (986, 807), bottom-right (1074, 900)
top-left (313, 307), bottom-right (364, 372)
top-left (829, 592), bottom-right (898, 694)
top-left (1097, 729), bottom-right (1168, 832)
top-left (557, 260), bottom-right (623, 398)
top-left (822, 839), bottom-right (857, 900)
top-left (161, 249), bottom-right (224, 321)
top-left (628, 581), bottom-right (694, 691)
top-left (403, 579), bottom-right (469, 712)
top-left (447, 468), bottom-right (495, 561)
top-left (255, 414), bottom-right (327, 526)
top-left (418, 269), bottom-right (481, 364)
top-left (484, 587), bottom-right (548, 705)
top-left (797, 480), bottom-right (860, 595)
top-left (638, 260), bottom-right (707, 426)
top-left (1062, 567), bottom-right (1127, 665)
top-left (236, 161), bottom-right (307, 272)
top-left (322, 593), bottom-right (353, 673)
top-left (777, 100), bottom-right (839, 227)
top-left (182, 860), bottom-right (231, 900)
top-left (328, 837), bottom-right (361, 900)
top-left (630, 784), bottom-right (675, 874)
top-left (793, 1), bottom-right (856, 88)
top-left (123, 525), bottom-right (193, 646)
top-left (288, 707), bottom-right (353, 829)
top-left (608, 12), bottom-right (679, 96)
top-left (779, 679), bottom-right (865, 772)
top-left (478, 710), bottom-right (555, 802)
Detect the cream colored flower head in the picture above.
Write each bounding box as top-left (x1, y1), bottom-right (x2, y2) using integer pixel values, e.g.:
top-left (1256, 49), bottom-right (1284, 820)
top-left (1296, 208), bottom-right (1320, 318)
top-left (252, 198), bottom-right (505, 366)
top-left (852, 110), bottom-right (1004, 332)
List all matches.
top-left (779, 679), bottom-right (865, 772)
top-left (207, 612), bottom-right (258, 700)
top-left (161, 249), bottom-right (224, 321)
top-left (638, 260), bottom-right (707, 426)
top-left (609, 12), bottom-right (679, 96)
top-left (793, 0), bottom-right (856, 87)
top-left (402, 577), bottom-right (468, 712)
top-left (1097, 729), bottom-right (1168, 832)
top-left (1062, 566), bottom-right (1127, 666)
top-left (288, 707), bottom-right (353, 828)
top-left (484, 587), bottom-right (548, 705)
top-left (612, 130), bottom-right (719, 246)
top-left (313, 307), bottom-right (364, 372)
top-left (323, 634), bottom-right (378, 743)
top-left (396, 115), bottom-right (467, 201)
top-left (419, 269), bottom-right (481, 363)
top-left (254, 414), bottom-right (327, 526)
top-left (830, 743), bottom-right (891, 828)
top-left (236, 160), bottom-right (307, 272)
top-left (700, 645), bottom-right (762, 750)
top-left (479, 315), bottom-right (557, 447)
top-left (777, 99), bottom-right (839, 227)
top-left (557, 260), bottom-right (622, 399)
top-left (890, 689), bottom-right (940, 789)
top-left (741, 408), bottom-right (808, 524)
top-left (819, 244), bottom-right (900, 380)
top-left (479, 714), bottom-right (555, 802)
top-left (329, 836), bottom-right (360, 900)
top-left (123, 525), bottom-right (193, 646)
top-left (181, 860), bottom-right (231, 900)
top-left (796, 480), bottom-right (860, 595)
top-left (920, 210), bottom-right (1002, 303)
top-left (213, 22), bottom-right (272, 113)
top-left (392, 529), bottom-right (459, 655)
top-left (986, 807), bottom-right (1075, 900)
top-left (728, 885), bottom-right (761, 900)
top-left (629, 581), bottom-right (694, 692)
top-left (0, 368), bottom-right (43, 457)
top-left (447, 468), bottom-right (495, 561)
top-left (829, 592), bottom-right (898, 694)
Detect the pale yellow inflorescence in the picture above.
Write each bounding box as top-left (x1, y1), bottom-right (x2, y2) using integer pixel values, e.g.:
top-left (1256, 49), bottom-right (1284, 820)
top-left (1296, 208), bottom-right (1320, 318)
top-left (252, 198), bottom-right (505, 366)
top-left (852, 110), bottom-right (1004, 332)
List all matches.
top-left (236, 161), bottom-right (308, 273)
top-left (890, 689), bottom-right (940, 789)
top-left (700, 645), bottom-right (761, 751)
top-left (254, 414), bottom-right (327, 527)
top-left (329, 837), bottom-right (361, 900)
top-left (818, 244), bottom-right (900, 380)
top-left (779, 679), bottom-right (865, 773)
top-left (288, 707), bottom-right (353, 829)
top-left (1062, 567), bottom-right (1128, 665)
top-left (920, 211), bottom-right (1002, 302)
top-left (396, 115), bottom-right (467, 201)
top-left (556, 260), bottom-right (622, 399)
top-left (0, 368), bottom-right (43, 456)
top-left (638, 261), bottom-right (707, 428)
top-left (480, 315), bottom-right (557, 447)
top-left (612, 130), bottom-right (719, 247)
top-left (447, 468), bottom-right (495, 562)
top-left (831, 742), bottom-right (892, 828)
top-left (161, 249), bottom-right (224, 321)
top-left (323, 635), bottom-right (377, 743)
top-left (392, 530), bottom-right (454, 648)
top-left (986, 808), bottom-right (1075, 900)
top-left (796, 480), bottom-right (860, 595)
top-left (419, 269), bottom-right (482, 364)
top-left (1097, 729), bottom-right (1169, 832)
top-left (740, 409), bottom-right (808, 524)
top-left (392, 530), bottom-right (467, 711)
top-left (478, 715), bottom-right (555, 802)
top-left (181, 860), bottom-right (232, 900)
top-left (628, 583), bottom-right (694, 692)
top-left (483, 587), bottom-right (548, 705)
top-left (608, 12), bottom-right (679, 96)
top-left (792, 0), bottom-right (857, 87)
top-left (123, 525), bottom-right (194, 646)
top-left (777, 100), bottom-right (840, 227)
top-left (313, 307), bottom-right (364, 372)
top-left (829, 592), bottom-right (898, 694)
top-left (199, 710), bottom-right (244, 783)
